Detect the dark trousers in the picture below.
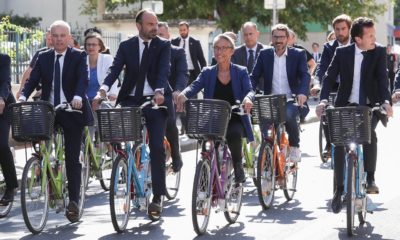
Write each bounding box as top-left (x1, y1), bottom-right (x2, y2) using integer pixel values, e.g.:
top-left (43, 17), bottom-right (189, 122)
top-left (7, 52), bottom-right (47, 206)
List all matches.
top-left (121, 96), bottom-right (168, 196)
top-left (165, 97), bottom-right (181, 163)
top-left (333, 114), bottom-right (378, 189)
top-left (0, 108), bottom-right (18, 190)
top-left (55, 112), bottom-right (84, 203)
top-left (285, 102), bottom-right (300, 147)
top-left (226, 116), bottom-right (245, 181)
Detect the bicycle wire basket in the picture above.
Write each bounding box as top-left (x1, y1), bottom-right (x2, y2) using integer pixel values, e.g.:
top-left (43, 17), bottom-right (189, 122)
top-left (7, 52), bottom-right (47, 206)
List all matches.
top-left (8, 101), bottom-right (55, 142)
top-left (326, 106), bottom-right (371, 146)
top-left (251, 94), bottom-right (286, 125)
top-left (96, 107), bottom-right (142, 142)
top-left (185, 99), bottom-right (231, 140)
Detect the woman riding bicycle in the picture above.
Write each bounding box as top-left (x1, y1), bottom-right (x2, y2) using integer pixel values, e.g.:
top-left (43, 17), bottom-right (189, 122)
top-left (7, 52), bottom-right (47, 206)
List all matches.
top-left (177, 34), bottom-right (254, 184)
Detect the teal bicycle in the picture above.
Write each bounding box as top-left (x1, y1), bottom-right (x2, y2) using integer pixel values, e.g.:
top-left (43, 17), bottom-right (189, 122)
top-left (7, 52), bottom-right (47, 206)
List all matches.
top-left (97, 100), bottom-right (166, 233)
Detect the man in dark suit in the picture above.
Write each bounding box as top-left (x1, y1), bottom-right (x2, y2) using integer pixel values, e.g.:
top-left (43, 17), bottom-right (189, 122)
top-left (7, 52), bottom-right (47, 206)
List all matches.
top-left (94, 9), bottom-right (171, 214)
top-left (19, 20), bottom-right (92, 222)
top-left (251, 23), bottom-right (310, 163)
top-left (316, 17), bottom-right (393, 213)
top-left (0, 53), bottom-right (18, 206)
top-left (157, 21), bottom-right (188, 172)
top-left (311, 42), bottom-right (321, 63)
top-left (311, 14), bottom-right (352, 157)
top-left (231, 22), bottom-right (264, 73)
top-left (171, 21), bottom-right (206, 135)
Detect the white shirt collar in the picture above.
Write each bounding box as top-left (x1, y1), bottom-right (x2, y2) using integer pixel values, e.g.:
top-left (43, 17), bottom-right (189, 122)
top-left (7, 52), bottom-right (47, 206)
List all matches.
top-left (274, 47), bottom-right (288, 57)
top-left (246, 45), bottom-right (257, 53)
top-left (54, 49), bottom-right (67, 57)
top-left (355, 44), bottom-right (364, 55)
top-left (338, 39), bottom-right (351, 47)
top-left (139, 36), bottom-right (152, 46)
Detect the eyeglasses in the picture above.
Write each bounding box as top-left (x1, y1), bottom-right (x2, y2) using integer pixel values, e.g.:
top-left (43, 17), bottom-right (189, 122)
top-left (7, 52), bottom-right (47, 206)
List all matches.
top-left (86, 43), bottom-right (99, 48)
top-left (213, 46), bottom-right (233, 52)
top-left (272, 35), bottom-right (287, 40)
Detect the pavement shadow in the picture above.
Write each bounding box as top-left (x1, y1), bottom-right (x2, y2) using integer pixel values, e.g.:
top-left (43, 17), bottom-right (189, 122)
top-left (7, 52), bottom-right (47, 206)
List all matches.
top-left (336, 221), bottom-right (388, 240)
top-left (201, 222), bottom-right (255, 240)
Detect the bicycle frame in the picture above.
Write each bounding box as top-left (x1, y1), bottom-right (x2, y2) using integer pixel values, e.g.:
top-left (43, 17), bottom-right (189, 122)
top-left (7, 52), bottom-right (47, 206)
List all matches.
top-left (263, 123), bottom-right (288, 179)
top-left (343, 144), bottom-right (366, 199)
top-left (83, 127), bottom-right (101, 172)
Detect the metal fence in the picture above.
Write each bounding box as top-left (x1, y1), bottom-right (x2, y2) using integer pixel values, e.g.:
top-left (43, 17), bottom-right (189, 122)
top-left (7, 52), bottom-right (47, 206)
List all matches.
top-left (0, 29), bottom-right (46, 84)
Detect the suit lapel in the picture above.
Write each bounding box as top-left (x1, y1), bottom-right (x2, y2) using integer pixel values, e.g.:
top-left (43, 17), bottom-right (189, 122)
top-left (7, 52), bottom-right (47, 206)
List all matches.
top-left (62, 47), bottom-right (72, 86)
top-left (286, 48), bottom-right (292, 81)
top-left (348, 45), bottom-right (355, 87)
top-left (230, 64), bottom-right (240, 100)
top-left (208, 66), bottom-right (217, 98)
top-left (267, 49), bottom-right (274, 88)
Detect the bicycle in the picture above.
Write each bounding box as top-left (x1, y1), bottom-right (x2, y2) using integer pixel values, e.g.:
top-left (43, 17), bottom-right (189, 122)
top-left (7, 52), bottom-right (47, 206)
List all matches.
top-left (186, 99), bottom-right (244, 235)
top-left (8, 101), bottom-right (87, 233)
top-left (326, 105), bottom-right (384, 236)
top-left (253, 94), bottom-right (298, 210)
top-left (164, 137), bottom-right (181, 200)
top-left (98, 99), bottom-right (167, 233)
top-left (82, 99), bottom-right (115, 191)
top-left (318, 92), bottom-right (337, 163)
top-left (0, 165), bottom-right (13, 218)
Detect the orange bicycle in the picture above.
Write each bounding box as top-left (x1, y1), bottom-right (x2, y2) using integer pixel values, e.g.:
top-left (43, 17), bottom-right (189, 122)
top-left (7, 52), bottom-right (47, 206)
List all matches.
top-left (254, 94), bottom-right (298, 210)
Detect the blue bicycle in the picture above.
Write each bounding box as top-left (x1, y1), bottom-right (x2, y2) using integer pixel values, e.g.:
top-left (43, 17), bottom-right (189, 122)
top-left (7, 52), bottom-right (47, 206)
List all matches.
top-left (97, 100), bottom-right (166, 233)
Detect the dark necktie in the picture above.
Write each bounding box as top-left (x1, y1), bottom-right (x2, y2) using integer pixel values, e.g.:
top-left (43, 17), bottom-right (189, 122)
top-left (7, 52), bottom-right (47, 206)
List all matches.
top-left (182, 38), bottom-right (186, 50)
top-left (247, 49), bottom-right (254, 72)
top-left (359, 51), bottom-right (367, 105)
top-left (135, 42), bottom-right (149, 97)
top-left (54, 54), bottom-right (62, 106)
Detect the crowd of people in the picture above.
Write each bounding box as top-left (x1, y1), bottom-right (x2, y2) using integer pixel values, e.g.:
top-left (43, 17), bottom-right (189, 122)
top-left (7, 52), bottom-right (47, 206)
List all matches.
top-left (0, 8), bottom-right (399, 229)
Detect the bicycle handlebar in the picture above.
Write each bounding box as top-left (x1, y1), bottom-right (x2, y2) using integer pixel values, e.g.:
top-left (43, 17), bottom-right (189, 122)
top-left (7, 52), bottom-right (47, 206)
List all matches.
top-left (140, 97), bottom-right (168, 110)
top-left (55, 103), bottom-right (83, 114)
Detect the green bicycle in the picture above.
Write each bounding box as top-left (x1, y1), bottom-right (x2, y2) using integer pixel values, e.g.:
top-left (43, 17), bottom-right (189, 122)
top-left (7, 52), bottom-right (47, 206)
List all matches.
top-left (9, 101), bottom-right (88, 234)
top-left (242, 118), bottom-right (262, 186)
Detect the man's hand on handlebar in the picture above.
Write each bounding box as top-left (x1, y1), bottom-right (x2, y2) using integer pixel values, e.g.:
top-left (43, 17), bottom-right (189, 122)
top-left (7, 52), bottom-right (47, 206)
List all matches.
top-left (242, 97), bottom-right (253, 114)
top-left (381, 102), bottom-right (393, 118)
top-left (297, 94), bottom-right (307, 107)
top-left (153, 91), bottom-right (164, 105)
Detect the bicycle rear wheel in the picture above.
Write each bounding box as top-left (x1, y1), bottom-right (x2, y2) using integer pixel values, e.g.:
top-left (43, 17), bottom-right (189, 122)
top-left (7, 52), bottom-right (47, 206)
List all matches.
top-left (283, 161), bottom-right (297, 201)
top-left (109, 155), bottom-right (130, 233)
top-left (257, 141), bottom-right (275, 210)
top-left (224, 157), bottom-right (243, 223)
top-left (99, 142), bottom-right (113, 191)
top-left (192, 159), bottom-right (212, 235)
top-left (77, 153), bottom-right (86, 221)
top-left (21, 156), bottom-right (49, 234)
top-left (319, 120), bottom-right (329, 163)
top-left (81, 144), bottom-right (91, 189)
top-left (164, 140), bottom-right (180, 200)
top-left (346, 155), bottom-right (356, 236)
top-left (0, 169), bottom-right (12, 218)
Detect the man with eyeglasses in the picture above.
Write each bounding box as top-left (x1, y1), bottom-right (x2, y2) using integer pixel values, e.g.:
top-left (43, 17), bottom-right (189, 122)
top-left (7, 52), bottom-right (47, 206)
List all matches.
top-left (250, 23), bottom-right (310, 163)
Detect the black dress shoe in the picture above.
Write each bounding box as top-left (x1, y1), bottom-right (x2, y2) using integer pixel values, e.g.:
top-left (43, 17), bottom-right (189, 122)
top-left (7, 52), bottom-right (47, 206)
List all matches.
top-left (66, 201), bottom-right (80, 223)
top-left (0, 189), bottom-right (14, 206)
top-left (366, 181), bottom-right (379, 194)
top-left (172, 159), bottom-right (183, 173)
top-left (331, 188), bottom-right (344, 214)
top-left (148, 195), bottom-right (162, 214)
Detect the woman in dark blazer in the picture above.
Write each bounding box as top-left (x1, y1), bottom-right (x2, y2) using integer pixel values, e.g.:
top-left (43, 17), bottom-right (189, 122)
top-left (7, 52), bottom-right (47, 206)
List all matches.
top-left (177, 34), bottom-right (254, 184)
top-left (0, 53), bottom-right (17, 206)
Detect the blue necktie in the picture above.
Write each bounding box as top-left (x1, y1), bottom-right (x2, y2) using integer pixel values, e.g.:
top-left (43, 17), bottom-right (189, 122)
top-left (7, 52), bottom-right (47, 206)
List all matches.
top-left (54, 54), bottom-right (62, 106)
top-left (135, 42), bottom-right (149, 97)
top-left (359, 51), bottom-right (367, 106)
top-left (247, 49), bottom-right (254, 73)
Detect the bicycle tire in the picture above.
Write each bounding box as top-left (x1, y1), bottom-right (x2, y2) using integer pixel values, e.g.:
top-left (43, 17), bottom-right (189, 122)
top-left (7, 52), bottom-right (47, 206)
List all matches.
top-left (191, 159), bottom-right (212, 235)
top-left (164, 140), bottom-right (180, 200)
top-left (76, 151), bottom-right (87, 221)
top-left (224, 156), bottom-right (243, 223)
top-left (0, 167), bottom-right (13, 218)
top-left (357, 149), bottom-right (367, 224)
top-left (319, 120), bottom-right (329, 163)
top-left (21, 156), bottom-right (49, 234)
top-left (81, 145), bottom-right (90, 190)
top-left (346, 154), bottom-right (356, 236)
top-left (283, 160), bottom-right (297, 201)
top-left (99, 142), bottom-right (113, 191)
top-left (256, 141), bottom-right (275, 210)
top-left (109, 155), bottom-right (130, 233)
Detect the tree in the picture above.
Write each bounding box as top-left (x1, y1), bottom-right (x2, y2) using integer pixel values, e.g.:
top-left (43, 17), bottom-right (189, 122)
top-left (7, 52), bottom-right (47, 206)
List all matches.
top-left (80, 0), bottom-right (387, 40)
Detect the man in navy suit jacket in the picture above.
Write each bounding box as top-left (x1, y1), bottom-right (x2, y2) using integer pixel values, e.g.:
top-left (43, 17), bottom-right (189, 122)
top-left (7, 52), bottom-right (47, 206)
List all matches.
top-left (0, 53), bottom-right (18, 206)
top-left (20, 20), bottom-right (91, 222)
top-left (316, 17), bottom-right (393, 213)
top-left (95, 9), bottom-right (171, 214)
top-left (158, 21), bottom-right (188, 173)
top-left (250, 23), bottom-right (310, 163)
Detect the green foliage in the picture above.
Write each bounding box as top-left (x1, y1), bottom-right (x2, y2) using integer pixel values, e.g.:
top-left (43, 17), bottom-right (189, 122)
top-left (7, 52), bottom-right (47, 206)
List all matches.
top-left (80, 0), bottom-right (388, 40)
top-left (0, 16), bottom-right (45, 63)
top-left (0, 12), bottom-right (42, 28)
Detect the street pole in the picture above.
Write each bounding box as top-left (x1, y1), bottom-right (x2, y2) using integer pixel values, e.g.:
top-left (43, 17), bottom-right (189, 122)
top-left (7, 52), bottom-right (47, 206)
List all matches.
top-left (272, 0), bottom-right (278, 25)
top-left (62, 0), bottom-right (66, 21)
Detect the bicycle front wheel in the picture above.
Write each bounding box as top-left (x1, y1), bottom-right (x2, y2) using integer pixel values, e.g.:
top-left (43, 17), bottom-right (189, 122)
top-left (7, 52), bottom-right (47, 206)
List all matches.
top-left (192, 159), bottom-right (212, 235)
top-left (99, 142), bottom-right (113, 191)
top-left (224, 158), bottom-right (243, 223)
top-left (318, 120), bottom-right (329, 163)
top-left (283, 161), bottom-right (297, 201)
top-left (21, 156), bottom-right (49, 234)
top-left (81, 144), bottom-right (91, 189)
top-left (77, 152), bottom-right (87, 221)
top-left (257, 141), bottom-right (275, 210)
top-left (347, 155), bottom-right (356, 236)
top-left (164, 140), bottom-right (180, 200)
top-left (109, 155), bottom-right (130, 233)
